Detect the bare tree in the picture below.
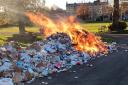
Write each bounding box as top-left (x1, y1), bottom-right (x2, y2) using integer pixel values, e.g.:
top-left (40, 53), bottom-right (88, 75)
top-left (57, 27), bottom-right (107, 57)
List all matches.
top-left (76, 4), bottom-right (89, 20)
top-left (0, 0), bottom-right (45, 34)
top-left (17, 0), bottom-right (45, 34)
top-left (112, 0), bottom-right (120, 27)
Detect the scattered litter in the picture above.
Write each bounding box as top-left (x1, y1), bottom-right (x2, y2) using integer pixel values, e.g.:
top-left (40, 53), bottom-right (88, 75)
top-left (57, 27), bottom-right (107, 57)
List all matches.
top-left (90, 64), bottom-right (93, 67)
top-left (73, 71), bottom-right (76, 73)
top-left (108, 42), bottom-right (118, 53)
top-left (27, 78), bottom-right (35, 84)
top-left (42, 81), bottom-right (48, 85)
top-left (86, 64), bottom-right (93, 67)
top-left (74, 76), bottom-right (79, 79)
top-left (0, 32), bottom-right (117, 84)
top-left (44, 82), bottom-right (48, 85)
top-left (0, 58), bottom-right (12, 72)
top-left (16, 83), bottom-right (24, 85)
top-left (47, 76), bottom-right (52, 80)
top-left (125, 50), bottom-right (128, 52)
top-left (42, 81), bottom-right (45, 84)
top-left (0, 78), bottom-right (14, 85)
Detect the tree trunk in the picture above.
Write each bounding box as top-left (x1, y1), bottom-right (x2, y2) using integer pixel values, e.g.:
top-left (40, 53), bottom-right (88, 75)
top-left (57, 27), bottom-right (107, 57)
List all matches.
top-left (113, 0), bottom-right (120, 25)
top-left (19, 17), bottom-right (25, 34)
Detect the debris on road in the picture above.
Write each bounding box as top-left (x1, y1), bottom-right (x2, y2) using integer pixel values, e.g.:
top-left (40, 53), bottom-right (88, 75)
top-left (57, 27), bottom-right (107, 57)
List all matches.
top-left (0, 33), bottom-right (118, 84)
top-left (42, 81), bottom-right (48, 85)
top-left (74, 76), bottom-right (79, 79)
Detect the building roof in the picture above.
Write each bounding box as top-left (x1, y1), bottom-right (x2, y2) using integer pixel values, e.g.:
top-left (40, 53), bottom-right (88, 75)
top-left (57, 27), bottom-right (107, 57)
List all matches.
top-left (66, 0), bottom-right (108, 7)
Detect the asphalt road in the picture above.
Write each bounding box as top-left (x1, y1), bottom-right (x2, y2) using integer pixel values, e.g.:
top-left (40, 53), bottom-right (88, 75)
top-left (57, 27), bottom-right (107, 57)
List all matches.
top-left (25, 34), bottom-right (128, 85)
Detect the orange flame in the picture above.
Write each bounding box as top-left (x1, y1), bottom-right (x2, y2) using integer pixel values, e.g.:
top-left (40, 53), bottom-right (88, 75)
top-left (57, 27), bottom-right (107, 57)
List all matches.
top-left (26, 12), bottom-right (108, 56)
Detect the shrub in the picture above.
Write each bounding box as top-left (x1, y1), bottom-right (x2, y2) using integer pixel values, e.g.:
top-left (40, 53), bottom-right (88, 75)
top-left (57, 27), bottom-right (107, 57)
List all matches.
top-left (108, 21), bottom-right (127, 31)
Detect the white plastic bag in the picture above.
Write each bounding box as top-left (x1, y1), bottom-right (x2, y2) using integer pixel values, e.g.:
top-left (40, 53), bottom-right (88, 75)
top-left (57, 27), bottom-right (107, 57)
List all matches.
top-left (0, 78), bottom-right (14, 85)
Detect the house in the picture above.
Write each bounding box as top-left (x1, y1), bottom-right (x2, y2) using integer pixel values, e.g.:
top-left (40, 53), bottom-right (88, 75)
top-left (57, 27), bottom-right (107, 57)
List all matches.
top-left (66, 0), bottom-right (112, 21)
top-left (120, 0), bottom-right (128, 20)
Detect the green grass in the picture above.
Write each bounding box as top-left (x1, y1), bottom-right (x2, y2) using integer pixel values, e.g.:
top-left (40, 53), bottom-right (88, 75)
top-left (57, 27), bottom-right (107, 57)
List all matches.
top-left (0, 26), bottom-right (39, 45)
top-left (0, 22), bottom-right (127, 45)
top-left (81, 22), bottom-right (111, 33)
top-left (0, 26), bottom-right (39, 34)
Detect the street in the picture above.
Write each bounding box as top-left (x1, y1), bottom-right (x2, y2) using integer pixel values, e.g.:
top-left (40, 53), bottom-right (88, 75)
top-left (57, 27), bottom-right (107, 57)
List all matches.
top-left (25, 34), bottom-right (128, 85)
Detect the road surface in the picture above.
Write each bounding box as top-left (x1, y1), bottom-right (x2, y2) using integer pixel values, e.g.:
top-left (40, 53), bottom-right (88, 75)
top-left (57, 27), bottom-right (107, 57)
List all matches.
top-left (25, 34), bottom-right (128, 85)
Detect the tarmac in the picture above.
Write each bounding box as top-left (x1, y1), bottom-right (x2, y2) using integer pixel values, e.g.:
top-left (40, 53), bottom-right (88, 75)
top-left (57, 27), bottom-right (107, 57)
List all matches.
top-left (25, 34), bottom-right (128, 85)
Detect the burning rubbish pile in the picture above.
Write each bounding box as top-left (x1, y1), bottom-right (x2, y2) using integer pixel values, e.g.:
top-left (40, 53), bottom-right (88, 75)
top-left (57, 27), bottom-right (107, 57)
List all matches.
top-left (25, 12), bottom-right (108, 56)
top-left (0, 33), bottom-right (91, 83)
top-left (0, 33), bottom-right (117, 84)
top-left (0, 12), bottom-right (117, 84)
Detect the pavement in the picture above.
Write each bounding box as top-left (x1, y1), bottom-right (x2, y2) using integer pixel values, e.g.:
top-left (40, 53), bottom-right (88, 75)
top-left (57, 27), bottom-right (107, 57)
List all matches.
top-left (25, 34), bottom-right (128, 85)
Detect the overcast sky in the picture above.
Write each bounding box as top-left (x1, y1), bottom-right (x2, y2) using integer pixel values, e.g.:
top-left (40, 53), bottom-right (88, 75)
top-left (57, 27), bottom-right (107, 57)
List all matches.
top-left (45, 0), bottom-right (112, 9)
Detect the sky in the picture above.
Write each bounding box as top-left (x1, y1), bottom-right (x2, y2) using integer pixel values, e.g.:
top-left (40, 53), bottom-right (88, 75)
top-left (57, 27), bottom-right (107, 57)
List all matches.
top-left (45, 0), bottom-right (95, 9)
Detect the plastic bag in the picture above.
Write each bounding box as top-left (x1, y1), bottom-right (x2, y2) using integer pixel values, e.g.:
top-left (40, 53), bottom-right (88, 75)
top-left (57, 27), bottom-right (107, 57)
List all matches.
top-left (0, 78), bottom-right (14, 85)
